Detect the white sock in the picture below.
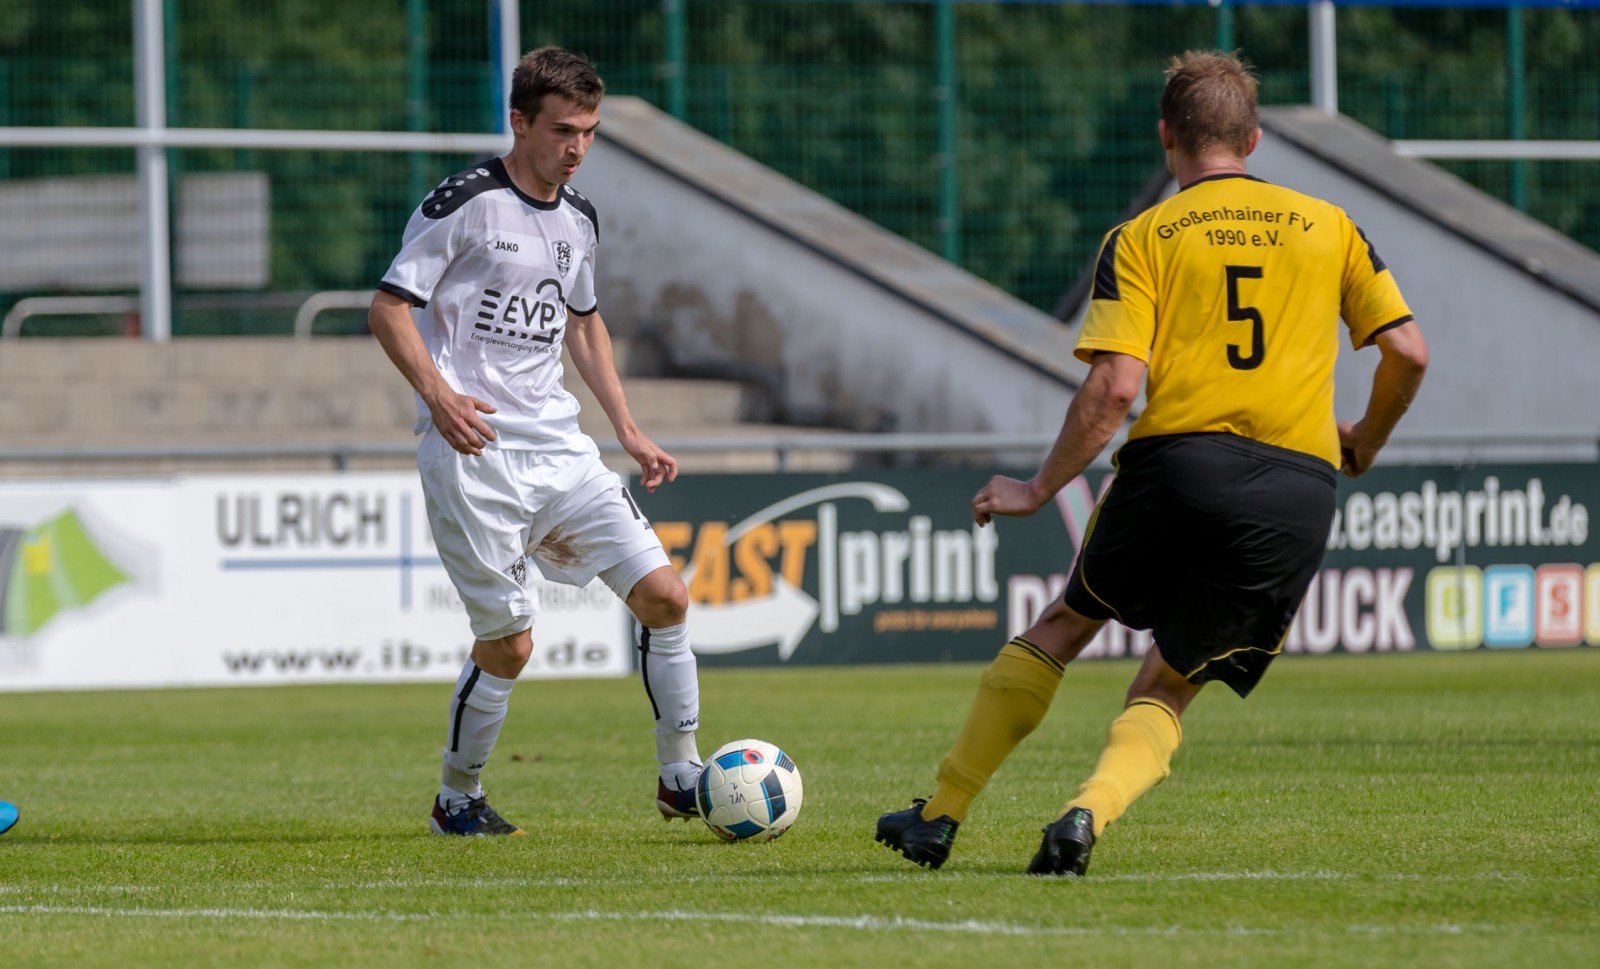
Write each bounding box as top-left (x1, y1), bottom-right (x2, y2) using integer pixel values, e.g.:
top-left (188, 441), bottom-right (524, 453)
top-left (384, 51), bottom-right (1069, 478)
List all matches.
top-left (660, 760), bottom-right (702, 792)
top-left (638, 622), bottom-right (701, 784)
top-left (439, 783), bottom-right (476, 814)
top-left (439, 662), bottom-right (516, 811)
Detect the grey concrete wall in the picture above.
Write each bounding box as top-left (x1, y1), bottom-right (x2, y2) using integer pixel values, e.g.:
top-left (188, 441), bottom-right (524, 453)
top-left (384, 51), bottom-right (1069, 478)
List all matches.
top-left (582, 97), bottom-right (1086, 436)
top-left (1060, 111), bottom-right (1600, 457)
top-left (1249, 112), bottom-right (1600, 441)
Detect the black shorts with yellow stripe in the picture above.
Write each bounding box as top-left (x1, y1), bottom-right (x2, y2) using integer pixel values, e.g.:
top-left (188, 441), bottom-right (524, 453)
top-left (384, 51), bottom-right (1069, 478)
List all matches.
top-left (1062, 432), bottom-right (1336, 698)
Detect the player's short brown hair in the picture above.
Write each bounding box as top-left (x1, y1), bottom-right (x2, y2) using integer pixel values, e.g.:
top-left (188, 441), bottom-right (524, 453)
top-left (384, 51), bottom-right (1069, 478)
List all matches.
top-left (510, 46), bottom-right (604, 120)
top-left (1160, 51), bottom-right (1259, 157)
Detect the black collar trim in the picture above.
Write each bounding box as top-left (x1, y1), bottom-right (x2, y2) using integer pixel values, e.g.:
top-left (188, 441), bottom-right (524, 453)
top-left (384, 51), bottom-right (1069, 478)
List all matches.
top-left (490, 157), bottom-right (562, 210)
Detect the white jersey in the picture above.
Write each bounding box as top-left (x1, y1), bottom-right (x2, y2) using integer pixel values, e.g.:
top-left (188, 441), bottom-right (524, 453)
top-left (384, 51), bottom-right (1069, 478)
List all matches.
top-left (380, 157), bottom-right (600, 449)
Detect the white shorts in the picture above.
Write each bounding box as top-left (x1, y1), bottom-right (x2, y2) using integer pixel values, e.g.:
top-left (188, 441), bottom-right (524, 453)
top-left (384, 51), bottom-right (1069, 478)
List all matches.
top-left (417, 430), bottom-right (668, 640)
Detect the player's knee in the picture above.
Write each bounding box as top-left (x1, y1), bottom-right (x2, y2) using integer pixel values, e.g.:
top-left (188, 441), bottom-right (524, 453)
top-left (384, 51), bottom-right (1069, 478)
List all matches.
top-left (629, 568), bottom-right (688, 627)
top-left (1125, 677), bottom-right (1199, 718)
top-left (1025, 599), bottom-right (1104, 664)
top-left (474, 625), bottom-right (533, 675)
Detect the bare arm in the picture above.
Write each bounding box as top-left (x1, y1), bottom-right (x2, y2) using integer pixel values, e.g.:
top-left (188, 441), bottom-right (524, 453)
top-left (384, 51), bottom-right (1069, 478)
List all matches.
top-left (565, 309), bottom-right (678, 492)
top-left (367, 291), bottom-right (497, 456)
top-left (972, 351), bottom-right (1146, 525)
top-left (1338, 320), bottom-right (1429, 477)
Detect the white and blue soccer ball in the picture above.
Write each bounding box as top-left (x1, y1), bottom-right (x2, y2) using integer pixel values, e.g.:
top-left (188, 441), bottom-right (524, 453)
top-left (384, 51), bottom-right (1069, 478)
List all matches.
top-left (695, 739), bottom-right (802, 843)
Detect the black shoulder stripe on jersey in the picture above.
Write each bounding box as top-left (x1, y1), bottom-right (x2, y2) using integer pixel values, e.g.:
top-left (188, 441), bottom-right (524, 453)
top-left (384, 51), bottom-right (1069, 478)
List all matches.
top-left (561, 185), bottom-right (600, 242)
top-left (1354, 223), bottom-right (1388, 274)
top-left (1092, 225), bottom-right (1126, 301)
top-left (420, 160), bottom-right (505, 221)
top-left (377, 280), bottom-right (427, 308)
top-left (1363, 315), bottom-right (1415, 345)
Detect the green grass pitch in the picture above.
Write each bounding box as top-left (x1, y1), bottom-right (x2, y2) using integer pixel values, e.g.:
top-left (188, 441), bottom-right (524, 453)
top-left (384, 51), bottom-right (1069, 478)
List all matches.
top-left (1, 650), bottom-right (1596, 967)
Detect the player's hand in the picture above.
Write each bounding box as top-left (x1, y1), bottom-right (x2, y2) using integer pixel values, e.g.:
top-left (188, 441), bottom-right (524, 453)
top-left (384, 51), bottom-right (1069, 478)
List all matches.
top-left (427, 390), bottom-right (498, 456)
top-left (1337, 420), bottom-right (1381, 477)
top-left (621, 430), bottom-right (678, 493)
top-left (972, 475), bottom-right (1049, 526)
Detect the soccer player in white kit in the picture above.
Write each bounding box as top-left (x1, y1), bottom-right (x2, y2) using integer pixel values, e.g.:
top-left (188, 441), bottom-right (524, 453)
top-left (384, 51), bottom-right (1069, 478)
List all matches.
top-left (369, 47), bottom-right (703, 836)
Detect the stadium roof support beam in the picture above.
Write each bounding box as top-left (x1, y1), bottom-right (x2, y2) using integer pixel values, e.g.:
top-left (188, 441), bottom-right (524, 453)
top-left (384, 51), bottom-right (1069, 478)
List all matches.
top-left (1309, 0), bottom-right (1338, 116)
top-left (133, 0), bottom-right (172, 342)
top-left (491, 0), bottom-right (518, 134)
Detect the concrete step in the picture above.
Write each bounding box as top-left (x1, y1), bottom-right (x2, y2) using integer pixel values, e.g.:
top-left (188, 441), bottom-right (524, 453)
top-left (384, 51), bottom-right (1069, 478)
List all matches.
top-left (596, 424), bottom-right (854, 474)
top-left (570, 378), bottom-right (751, 434)
top-left (0, 334), bottom-right (647, 382)
top-left (0, 335), bottom-right (800, 480)
top-left (0, 336), bottom-right (402, 383)
top-left (0, 375), bottom-right (749, 444)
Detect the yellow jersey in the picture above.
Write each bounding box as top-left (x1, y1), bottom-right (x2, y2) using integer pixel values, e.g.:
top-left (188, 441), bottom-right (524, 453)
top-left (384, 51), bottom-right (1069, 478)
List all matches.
top-left (1076, 173), bottom-right (1414, 467)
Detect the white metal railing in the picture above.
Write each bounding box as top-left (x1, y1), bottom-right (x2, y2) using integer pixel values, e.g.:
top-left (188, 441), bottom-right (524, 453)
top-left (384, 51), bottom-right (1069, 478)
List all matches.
top-left (1391, 140), bottom-right (1600, 161)
top-left (0, 430), bottom-right (1595, 474)
top-left (293, 291), bottom-right (378, 338)
top-left (0, 126), bottom-right (509, 154)
top-left (0, 291), bottom-right (377, 339)
top-left (9, 127), bottom-right (1597, 167)
top-left (2, 296), bottom-right (141, 339)
top-left (0, 432), bottom-right (1075, 474)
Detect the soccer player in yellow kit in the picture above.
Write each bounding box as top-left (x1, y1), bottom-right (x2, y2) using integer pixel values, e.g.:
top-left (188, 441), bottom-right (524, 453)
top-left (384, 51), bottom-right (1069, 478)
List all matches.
top-left (875, 51), bottom-right (1429, 875)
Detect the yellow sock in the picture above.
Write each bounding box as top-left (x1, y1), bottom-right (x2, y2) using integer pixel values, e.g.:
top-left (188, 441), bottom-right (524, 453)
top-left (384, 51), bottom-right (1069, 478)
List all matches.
top-left (921, 638), bottom-right (1064, 823)
top-left (1064, 698), bottom-right (1183, 837)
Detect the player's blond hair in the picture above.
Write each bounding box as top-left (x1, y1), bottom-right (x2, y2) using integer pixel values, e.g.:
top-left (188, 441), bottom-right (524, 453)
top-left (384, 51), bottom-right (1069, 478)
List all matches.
top-left (510, 46), bottom-right (604, 120)
top-left (1160, 51), bottom-right (1259, 158)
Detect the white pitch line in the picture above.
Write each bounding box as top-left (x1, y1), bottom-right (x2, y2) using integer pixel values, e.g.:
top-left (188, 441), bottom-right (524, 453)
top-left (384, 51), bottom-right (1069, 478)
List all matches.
top-left (0, 895), bottom-right (157, 901)
top-left (0, 903), bottom-right (1185, 935)
top-left (1, 869), bottom-right (1576, 900)
top-left (859, 869), bottom-right (1569, 885)
top-left (0, 903), bottom-right (1517, 938)
top-left (0, 904), bottom-right (1296, 937)
top-left (0, 904), bottom-right (430, 923)
top-left (543, 909), bottom-right (1219, 937)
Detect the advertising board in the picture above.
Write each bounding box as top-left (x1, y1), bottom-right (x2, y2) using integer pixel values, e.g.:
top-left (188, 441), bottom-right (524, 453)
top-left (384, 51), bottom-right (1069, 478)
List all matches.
top-left (1, 463), bottom-right (1591, 691)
